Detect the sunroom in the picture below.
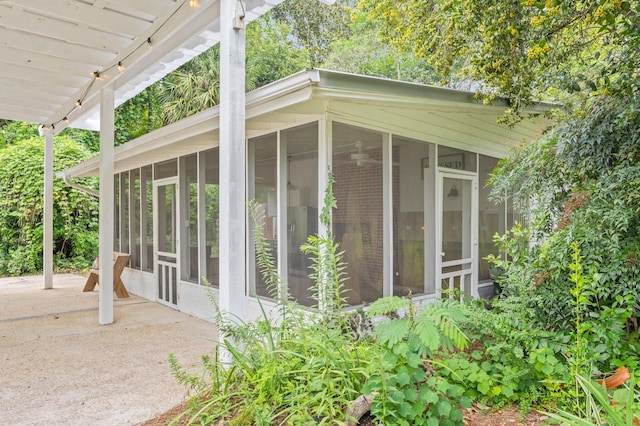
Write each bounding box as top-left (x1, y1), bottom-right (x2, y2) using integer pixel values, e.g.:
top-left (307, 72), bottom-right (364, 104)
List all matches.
top-left (60, 69), bottom-right (549, 321)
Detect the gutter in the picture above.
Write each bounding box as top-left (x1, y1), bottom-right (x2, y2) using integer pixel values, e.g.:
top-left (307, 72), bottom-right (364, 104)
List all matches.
top-left (59, 173), bottom-right (100, 198)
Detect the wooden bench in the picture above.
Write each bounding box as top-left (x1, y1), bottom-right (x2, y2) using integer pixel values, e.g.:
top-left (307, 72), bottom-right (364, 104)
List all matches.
top-left (83, 252), bottom-right (130, 298)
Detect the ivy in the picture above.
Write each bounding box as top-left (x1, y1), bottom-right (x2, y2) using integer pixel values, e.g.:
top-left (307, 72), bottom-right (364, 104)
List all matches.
top-left (0, 136), bottom-right (98, 275)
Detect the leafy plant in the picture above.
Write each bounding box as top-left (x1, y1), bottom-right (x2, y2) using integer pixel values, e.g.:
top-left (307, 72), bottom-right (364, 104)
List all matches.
top-left (300, 170), bottom-right (348, 325)
top-left (172, 170), bottom-right (372, 425)
top-left (362, 295), bottom-right (471, 425)
top-left (0, 136), bottom-right (98, 275)
top-left (544, 373), bottom-right (640, 426)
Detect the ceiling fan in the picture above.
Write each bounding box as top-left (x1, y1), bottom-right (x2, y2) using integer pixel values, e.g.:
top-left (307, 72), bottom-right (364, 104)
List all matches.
top-left (349, 140), bottom-right (381, 167)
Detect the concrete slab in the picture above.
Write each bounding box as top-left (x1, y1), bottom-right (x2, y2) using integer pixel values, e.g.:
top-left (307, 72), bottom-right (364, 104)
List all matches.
top-left (0, 274), bottom-right (218, 426)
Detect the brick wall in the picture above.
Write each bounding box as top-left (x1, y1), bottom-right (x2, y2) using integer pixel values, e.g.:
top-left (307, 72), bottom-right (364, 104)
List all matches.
top-left (332, 148), bottom-right (384, 305)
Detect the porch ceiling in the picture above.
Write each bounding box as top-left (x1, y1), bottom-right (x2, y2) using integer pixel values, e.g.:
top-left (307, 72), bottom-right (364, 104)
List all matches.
top-left (0, 0), bottom-right (285, 131)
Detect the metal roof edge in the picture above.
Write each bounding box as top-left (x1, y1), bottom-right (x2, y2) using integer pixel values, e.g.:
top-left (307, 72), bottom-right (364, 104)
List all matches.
top-left (312, 68), bottom-right (558, 113)
top-left (59, 70), bottom-right (318, 178)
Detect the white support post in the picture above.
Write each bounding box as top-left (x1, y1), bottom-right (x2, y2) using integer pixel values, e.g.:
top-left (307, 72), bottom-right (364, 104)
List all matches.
top-left (317, 116), bottom-right (330, 237)
top-left (43, 131), bottom-right (54, 290)
top-left (382, 133), bottom-right (392, 297)
top-left (197, 152), bottom-right (207, 285)
top-left (276, 131), bottom-right (288, 301)
top-left (219, 0), bottom-right (247, 336)
top-left (99, 85), bottom-right (115, 325)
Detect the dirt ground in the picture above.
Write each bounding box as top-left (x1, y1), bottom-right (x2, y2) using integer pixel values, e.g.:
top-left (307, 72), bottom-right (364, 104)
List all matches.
top-left (0, 274), bottom-right (218, 426)
top-left (142, 400), bottom-right (548, 425)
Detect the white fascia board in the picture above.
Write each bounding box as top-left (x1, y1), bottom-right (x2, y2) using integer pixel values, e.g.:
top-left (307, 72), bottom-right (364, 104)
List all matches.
top-left (59, 70), bottom-right (317, 179)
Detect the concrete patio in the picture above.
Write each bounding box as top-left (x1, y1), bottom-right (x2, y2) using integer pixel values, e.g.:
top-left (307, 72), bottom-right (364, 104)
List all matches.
top-left (0, 273), bottom-right (218, 425)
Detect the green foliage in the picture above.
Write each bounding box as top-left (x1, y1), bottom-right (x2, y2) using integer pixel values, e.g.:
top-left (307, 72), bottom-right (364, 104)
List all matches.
top-left (159, 12), bottom-right (311, 126)
top-left (249, 200), bottom-right (286, 302)
top-left (0, 121), bottom-right (39, 147)
top-left (321, 8), bottom-right (440, 84)
top-left (301, 171), bottom-right (349, 325)
top-left (114, 83), bottom-right (163, 145)
top-left (0, 136), bottom-right (98, 275)
top-left (362, 296), bottom-right (471, 425)
top-left (545, 373), bottom-right (640, 426)
top-left (246, 16), bottom-right (311, 88)
top-left (487, 225), bottom-right (638, 373)
top-left (362, 0), bottom-right (640, 121)
top-left (173, 171), bottom-right (371, 425)
top-left (557, 95), bottom-right (640, 179)
top-left (488, 136), bottom-right (574, 231)
top-left (58, 127), bottom-right (100, 153)
top-left (436, 297), bottom-right (571, 412)
top-left (159, 46), bottom-right (222, 125)
top-left (272, 0), bottom-right (352, 66)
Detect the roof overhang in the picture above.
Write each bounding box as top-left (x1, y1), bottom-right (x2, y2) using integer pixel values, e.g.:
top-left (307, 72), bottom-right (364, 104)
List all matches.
top-left (60, 69), bottom-right (555, 179)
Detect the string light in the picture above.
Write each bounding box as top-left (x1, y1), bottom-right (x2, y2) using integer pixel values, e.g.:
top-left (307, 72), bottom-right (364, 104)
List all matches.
top-left (44, 0), bottom-right (192, 131)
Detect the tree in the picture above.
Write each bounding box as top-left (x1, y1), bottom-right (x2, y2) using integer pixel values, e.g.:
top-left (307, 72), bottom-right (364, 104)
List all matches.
top-left (359, 0), bottom-right (640, 364)
top-left (0, 136), bottom-right (99, 275)
top-left (246, 17), bottom-right (310, 88)
top-left (272, 0), bottom-right (352, 66)
top-left (322, 7), bottom-right (440, 84)
top-left (158, 12), bottom-right (311, 124)
top-left (361, 0), bottom-right (640, 119)
top-left (115, 83), bottom-right (163, 145)
top-left (159, 46), bottom-right (222, 125)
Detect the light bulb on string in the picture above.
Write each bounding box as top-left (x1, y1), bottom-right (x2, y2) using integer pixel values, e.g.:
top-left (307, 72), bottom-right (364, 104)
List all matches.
top-left (190, 0), bottom-right (199, 7)
top-left (76, 99), bottom-right (82, 109)
top-left (63, 117), bottom-right (69, 124)
top-left (118, 61), bottom-right (125, 72)
top-left (147, 37), bottom-right (152, 49)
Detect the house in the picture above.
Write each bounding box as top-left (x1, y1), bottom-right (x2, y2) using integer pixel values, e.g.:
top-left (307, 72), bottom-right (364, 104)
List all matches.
top-left (59, 69), bottom-right (550, 322)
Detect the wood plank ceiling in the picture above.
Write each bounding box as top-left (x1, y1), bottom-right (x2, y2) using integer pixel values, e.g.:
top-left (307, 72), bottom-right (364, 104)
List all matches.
top-left (0, 0), bottom-right (285, 131)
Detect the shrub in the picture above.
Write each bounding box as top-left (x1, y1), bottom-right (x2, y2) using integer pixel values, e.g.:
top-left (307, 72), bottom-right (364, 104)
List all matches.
top-left (0, 136), bottom-right (98, 275)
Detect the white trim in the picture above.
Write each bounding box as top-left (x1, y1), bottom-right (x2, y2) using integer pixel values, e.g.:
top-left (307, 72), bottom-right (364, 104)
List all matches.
top-left (197, 151), bottom-right (207, 285)
top-left (435, 170), bottom-right (479, 299)
top-left (43, 131), bottom-right (54, 290)
top-left (60, 70), bottom-right (549, 180)
top-left (318, 115), bottom-right (330, 237)
top-left (98, 84), bottom-right (115, 325)
top-left (277, 130), bottom-right (288, 301)
top-left (218, 0), bottom-right (247, 340)
top-left (153, 177), bottom-right (180, 308)
top-left (382, 132), bottom-right (393, 297)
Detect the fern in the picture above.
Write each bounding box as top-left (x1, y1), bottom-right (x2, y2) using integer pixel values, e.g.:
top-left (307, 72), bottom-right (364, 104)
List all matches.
top-left (248, 200), bottom-right (287, 302)
top-left (366, 296), bottom-right (409, 318)
top-left (414, 314), bottom-right (442, 354)
top-left (374, 318), bottom-right (411, 347)
top-left (421, 303), bottom-right (469, 351)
